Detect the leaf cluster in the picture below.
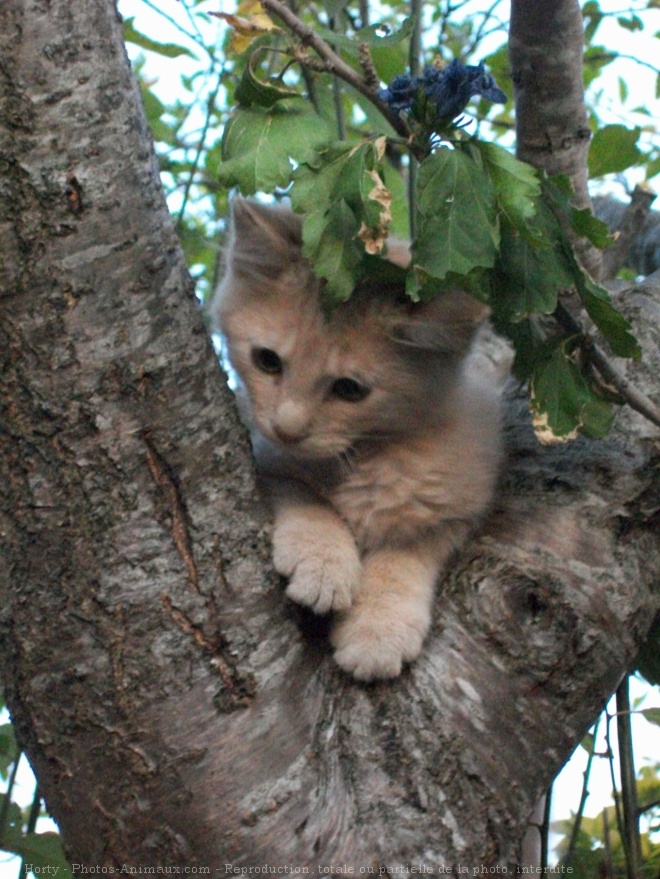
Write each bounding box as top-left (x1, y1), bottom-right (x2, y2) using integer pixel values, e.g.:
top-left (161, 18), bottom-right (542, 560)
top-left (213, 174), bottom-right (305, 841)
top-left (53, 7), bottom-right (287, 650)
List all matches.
top-left (123, 0), bottom-right (660, 442)
top-left (0, 693), bottom-right (70, 874)
top-left (553, 760), bottom-right (660, 879)
top-left (217, 9), bottom-right (640, 442)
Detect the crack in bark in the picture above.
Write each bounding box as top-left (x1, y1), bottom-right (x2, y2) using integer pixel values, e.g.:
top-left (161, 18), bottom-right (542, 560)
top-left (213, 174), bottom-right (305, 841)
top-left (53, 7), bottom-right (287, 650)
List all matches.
top-left (142, 429), bottom-right (200, 593)
top-left (141, 429), bottom-right (255, 708)
top-left (161, 594), bottom-right (255, 709)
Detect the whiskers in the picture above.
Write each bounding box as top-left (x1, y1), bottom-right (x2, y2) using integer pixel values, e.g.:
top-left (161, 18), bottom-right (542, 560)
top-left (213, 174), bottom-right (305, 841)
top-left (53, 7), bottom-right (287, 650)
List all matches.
top-left (336, 446), bottom-right (358, 479)
top-left (352, 425), bottom-right (407, 448)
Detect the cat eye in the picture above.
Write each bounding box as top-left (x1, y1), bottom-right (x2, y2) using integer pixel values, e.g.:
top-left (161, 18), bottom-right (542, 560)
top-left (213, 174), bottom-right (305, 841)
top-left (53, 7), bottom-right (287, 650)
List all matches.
top-left (251, 347), bottom-right (283, 375)
top-left (330, 377), bottom-right (371, 403)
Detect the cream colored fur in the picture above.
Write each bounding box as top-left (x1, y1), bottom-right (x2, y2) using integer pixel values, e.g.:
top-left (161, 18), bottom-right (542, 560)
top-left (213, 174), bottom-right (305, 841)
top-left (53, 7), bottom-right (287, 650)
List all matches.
top-left (212, 198), bottom-right (503, 680)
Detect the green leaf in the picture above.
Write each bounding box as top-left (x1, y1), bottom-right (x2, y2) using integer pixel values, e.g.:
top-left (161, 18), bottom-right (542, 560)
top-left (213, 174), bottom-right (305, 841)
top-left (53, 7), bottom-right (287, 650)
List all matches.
top-left (530, 341), bottom-right (597, 443)
top-left (138, 87), bottom-right (174, 146)
top-left (580, 279), bottom-right (641, 359)
top-left (235, 45), bottom-right (301, 108)
top-left (493, 196), bottom-right (575, 321)
top-left (580, 731), bottom-right (595, 753)
top-left (472, 141), bottom-right (541, 233)
top-left (583, 1), bottom-right (604, 43)
top-left (314, 17), bottom-right (414, 54)
top-left (539, 177), bottom-right (639, 359)
top-left (370, 43), bottom-right (408, 86)
top-left (409, 147), bottom-right (499, 297)
top-left (579, 397), bottom-right (615, 439)
top-left (301, 200), bottom-right (363, 306)
top-left (0, 723), bottom-right (18, 778)
top-left (381, 160), bottom-right (409, 239)
top-left (645, 153), bottom-right (660, 180)
top-left (494, 315), bottom-right (551, 382)
top-left (292, 140), bottom-right (385, 222)
top-left (635, 615), bottom-right (660, 685)
top-left (218, 102), bottom-right (334, 194)
top-left (350, 88), bottom-right (400, 138)
top-left (583, 46), bottom-right (616, 88)
top-left (589, 124), bottom-right (643, 178)
top-left (123, 18), bottom-right (196, 59)
top-left (3, 832), bottom-right (71, 875)
top-left (323, 0), bottom-right (351, 18)
top-left (0, 795), bottom-right (24, 845)
top-left (291, 139), bottom-right (394, 304)
top-left (570, 206), bottom-right (613, 249)
top-left (617, 14), bottom-right (643, 31)
top-left (641, 708), bottom-right (660, 727)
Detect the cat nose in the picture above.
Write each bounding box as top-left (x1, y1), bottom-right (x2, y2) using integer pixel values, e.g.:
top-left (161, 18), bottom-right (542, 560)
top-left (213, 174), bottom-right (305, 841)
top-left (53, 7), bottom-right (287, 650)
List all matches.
top-left (273, 425), bottom-right (307, 445)
top-left (272, 401), bottom-right (310, 445)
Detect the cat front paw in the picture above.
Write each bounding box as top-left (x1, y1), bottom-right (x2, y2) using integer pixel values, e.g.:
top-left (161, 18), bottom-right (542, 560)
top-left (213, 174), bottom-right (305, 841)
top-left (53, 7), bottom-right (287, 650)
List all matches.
top-left (331, 597), bottom-right (431, 681)
top-left (273, 527), bottom-right (362, 615)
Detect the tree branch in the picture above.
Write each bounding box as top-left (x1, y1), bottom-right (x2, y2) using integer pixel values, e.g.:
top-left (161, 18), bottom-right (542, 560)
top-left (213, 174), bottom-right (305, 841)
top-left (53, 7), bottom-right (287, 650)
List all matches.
top-left (600, 185), bottom-right (657, 281)
top-left (509, 0), bottom-right (591, 203)
top-left (1, 0), bottom-right (659, 869)
top-left (554, 302), bottom-right (660, 431)
top-left (509, 0), bottom-right (602, 280)
top-left (261, 0), bottom-right (410, 141)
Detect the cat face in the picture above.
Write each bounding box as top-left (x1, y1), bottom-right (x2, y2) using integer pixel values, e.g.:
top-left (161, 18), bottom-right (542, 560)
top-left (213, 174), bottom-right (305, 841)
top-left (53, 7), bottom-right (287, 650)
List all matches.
top-left (212, 199), bottom-right (488, 460)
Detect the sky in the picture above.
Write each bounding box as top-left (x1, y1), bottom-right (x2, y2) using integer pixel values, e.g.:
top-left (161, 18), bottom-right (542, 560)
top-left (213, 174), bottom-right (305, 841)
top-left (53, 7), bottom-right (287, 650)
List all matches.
top-left (2, 0), bottom-right (659, 875)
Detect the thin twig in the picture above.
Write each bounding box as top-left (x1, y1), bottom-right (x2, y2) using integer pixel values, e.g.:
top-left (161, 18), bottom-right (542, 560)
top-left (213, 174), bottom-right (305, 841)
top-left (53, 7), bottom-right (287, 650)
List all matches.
top-left (467, 0), bottom-right (507, 57)
top-left (640, 797), bottom-right (660, 814)
top-left (562, 716), bottom-right (600, 869)
top-left (408, 0), bottom-right (423, 239)
top-left (602, 805), bottom-right (614, 879)
top-left (605, 704), bottom-right (627, 866)
top-left (19, 786), bottom-right (42, 879)
top-left (616, 679), bottom-right (643, 879)
top-left (260, 0), bottom-right (412, 143)
top-left (176, 70), bottom-right (224, 230)
top-left (554, 302), bottom-right (660, 431)
top-left (140, 0), bottom-right (203, 51)
top-left (540, 786), bottom-right (552, 872)
top-left (328, 13), bottom-right (347, 141)
top-left (0, 753), bottom-right (21, 840)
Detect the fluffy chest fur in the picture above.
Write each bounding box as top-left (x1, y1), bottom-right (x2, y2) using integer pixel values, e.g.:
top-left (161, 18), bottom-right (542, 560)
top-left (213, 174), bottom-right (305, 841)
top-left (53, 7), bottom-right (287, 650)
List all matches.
top-left (331, 383), bottom-right (501, 550)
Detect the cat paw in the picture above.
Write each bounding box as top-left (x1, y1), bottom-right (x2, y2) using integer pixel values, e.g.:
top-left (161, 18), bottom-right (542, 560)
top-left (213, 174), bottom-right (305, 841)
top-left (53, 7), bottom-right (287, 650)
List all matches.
top-left (273, 528), bottom-right (362, 615)
top-left (331, 598), bottom-right (430, 680)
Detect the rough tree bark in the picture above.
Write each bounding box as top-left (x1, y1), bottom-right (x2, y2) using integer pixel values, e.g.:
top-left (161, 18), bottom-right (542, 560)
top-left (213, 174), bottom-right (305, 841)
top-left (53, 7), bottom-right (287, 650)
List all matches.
top-left (0, 0), bottom-right (658, 872)
top-left (509, 0), bottom-right (601, 279)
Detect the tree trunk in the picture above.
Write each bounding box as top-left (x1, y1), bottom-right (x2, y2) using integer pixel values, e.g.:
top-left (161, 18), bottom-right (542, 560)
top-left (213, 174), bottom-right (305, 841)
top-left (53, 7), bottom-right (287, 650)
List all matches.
top-left (509, 0), bottom-right (601, 278)
top-left (0, 0), bottom-right (658, 871)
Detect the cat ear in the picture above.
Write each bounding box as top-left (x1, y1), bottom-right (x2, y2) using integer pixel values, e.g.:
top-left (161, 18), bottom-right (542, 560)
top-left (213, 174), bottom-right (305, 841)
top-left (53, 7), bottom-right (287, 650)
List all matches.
top-left (224, 198), bottom-right (304, 281)
top-left (394, 290), bottom-right (489, 356)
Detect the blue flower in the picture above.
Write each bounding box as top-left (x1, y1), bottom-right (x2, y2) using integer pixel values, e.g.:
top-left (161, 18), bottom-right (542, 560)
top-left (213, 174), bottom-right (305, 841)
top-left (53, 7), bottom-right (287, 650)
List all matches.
top-left (426, 59), bottom-right (506, 121)
top-left (378, 59), bottom-right (506, 126)
top-left (377, 74), bottom-right (417, 113)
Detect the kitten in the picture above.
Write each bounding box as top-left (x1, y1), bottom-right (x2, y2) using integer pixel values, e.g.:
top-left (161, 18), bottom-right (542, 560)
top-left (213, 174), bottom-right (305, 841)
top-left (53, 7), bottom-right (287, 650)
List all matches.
top-left (212, 198), bottom-right (503, 680)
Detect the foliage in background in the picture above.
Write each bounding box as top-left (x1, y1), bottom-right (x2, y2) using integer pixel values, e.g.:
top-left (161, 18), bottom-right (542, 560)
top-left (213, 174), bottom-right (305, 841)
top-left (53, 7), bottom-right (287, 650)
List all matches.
top-left (214, 0), bottom-right (654, 446)
top-left (123, 0), bottom-right (660, 446)
top-left (0, 691), bottom-right (70, 875)
top-left (553, 679), bottom-right (660, 878)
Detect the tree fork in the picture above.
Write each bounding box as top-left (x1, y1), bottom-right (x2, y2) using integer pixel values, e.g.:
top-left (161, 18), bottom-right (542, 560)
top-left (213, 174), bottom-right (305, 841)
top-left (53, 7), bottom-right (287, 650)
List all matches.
top-left (0, 0), bottom-right (658, 870)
